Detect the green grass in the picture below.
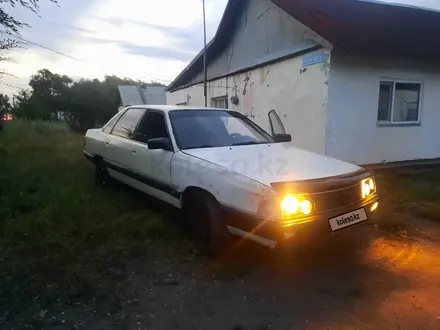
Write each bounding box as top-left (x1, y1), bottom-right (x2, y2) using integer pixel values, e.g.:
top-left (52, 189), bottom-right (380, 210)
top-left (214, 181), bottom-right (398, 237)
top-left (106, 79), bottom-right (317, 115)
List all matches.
top-left (372, 168), bottom-right (440, 237)
top-left (0, 120), bottom-right (181, 324)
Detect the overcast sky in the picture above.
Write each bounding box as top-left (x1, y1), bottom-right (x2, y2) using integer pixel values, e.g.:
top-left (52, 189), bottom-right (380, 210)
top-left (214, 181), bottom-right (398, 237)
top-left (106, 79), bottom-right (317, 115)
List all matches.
top-left (1, 0), bottom-right (440, 96)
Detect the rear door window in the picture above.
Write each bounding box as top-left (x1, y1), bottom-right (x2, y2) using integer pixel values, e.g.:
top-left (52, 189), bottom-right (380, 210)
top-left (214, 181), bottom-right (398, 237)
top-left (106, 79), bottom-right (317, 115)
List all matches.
top-left (111, 108), bottom-right (146, 139)
top-left (102, 113), bottom-right (121, 134)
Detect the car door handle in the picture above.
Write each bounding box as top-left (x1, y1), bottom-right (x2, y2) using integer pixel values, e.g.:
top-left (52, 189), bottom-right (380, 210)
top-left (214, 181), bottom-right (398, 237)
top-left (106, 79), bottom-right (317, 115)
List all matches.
top-left (132, 150), bottom-right (136, 154)
top-left (105, 140), bottom-right (110, 145)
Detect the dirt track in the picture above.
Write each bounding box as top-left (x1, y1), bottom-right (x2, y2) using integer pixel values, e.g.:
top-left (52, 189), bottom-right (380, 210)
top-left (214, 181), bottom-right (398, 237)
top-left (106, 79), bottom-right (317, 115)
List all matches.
top-left (50, 220), bottom-right (440, 330)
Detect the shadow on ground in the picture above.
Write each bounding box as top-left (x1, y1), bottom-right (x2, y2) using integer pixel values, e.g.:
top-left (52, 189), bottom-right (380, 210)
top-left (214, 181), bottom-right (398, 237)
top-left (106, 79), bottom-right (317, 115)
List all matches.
top-left (74, 179), bottom-right (414, 330)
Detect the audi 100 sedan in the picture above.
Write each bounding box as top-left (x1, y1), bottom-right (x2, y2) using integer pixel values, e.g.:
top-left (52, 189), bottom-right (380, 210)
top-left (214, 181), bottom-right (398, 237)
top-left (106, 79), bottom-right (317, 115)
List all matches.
top-left (84, 105), bottom-right (379, 255)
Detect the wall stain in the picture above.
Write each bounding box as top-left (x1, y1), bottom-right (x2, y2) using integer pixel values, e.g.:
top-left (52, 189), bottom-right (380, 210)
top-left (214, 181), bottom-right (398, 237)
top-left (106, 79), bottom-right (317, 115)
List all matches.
top-left (242, 75), bottom-right (250, 95)
top-left (260, 67), bottom-right (270, 84)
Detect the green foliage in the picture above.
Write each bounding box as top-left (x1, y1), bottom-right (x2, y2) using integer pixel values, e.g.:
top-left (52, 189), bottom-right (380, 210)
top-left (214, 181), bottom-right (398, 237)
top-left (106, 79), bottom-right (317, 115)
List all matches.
top-left (0, 92), bottom-right (11, 115)
top-left (0, 1), bottom-right (58, 79)
top-left (11, 69), bottom-right (166, 132)
top-left (0, 120), bottom-right (180, 324)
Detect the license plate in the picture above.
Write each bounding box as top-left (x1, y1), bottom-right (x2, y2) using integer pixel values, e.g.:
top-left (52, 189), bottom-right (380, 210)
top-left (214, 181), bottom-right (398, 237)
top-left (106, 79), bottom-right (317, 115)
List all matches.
top-left (328, 207), bottom-right (368, 232)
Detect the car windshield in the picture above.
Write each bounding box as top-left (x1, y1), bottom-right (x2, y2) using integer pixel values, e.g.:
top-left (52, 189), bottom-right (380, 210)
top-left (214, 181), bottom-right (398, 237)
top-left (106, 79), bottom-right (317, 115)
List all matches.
top-left (169, 110), bottom-right (275, 150)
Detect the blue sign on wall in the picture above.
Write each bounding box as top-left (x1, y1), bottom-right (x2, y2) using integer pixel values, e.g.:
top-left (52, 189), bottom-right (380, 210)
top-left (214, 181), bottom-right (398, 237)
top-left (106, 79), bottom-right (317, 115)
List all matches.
top-left (302, 50), bottom-right (329, 67)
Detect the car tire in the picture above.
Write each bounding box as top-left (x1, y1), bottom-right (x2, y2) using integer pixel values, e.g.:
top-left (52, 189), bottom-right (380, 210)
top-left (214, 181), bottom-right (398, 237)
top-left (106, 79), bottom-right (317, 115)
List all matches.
top-left (186, 192), bottom-right (231, 257)
top-left (94, 161), bottom-right (109, 186)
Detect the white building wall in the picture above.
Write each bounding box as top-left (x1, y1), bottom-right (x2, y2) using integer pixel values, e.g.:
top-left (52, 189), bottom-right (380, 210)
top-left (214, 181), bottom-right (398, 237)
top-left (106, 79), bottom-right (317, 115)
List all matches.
top-left (167, 51), bottom-right (330, 155)
top-left (326, 52), bottom-right (440, 165)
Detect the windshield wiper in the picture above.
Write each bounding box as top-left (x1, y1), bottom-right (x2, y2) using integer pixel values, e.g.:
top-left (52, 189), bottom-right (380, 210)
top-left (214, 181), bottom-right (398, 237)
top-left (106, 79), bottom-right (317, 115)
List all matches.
top-left (186, 144), bottom-right (219, 150)
top-left (231, 141), bottom-right (266, 146)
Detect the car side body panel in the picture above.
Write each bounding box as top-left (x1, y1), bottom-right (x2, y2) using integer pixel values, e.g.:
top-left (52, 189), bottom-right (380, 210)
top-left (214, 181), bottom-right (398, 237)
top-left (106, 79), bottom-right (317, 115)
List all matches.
top-left (171, 151), bottom-right (276, 214)
top-left (84, 128), bottom-right (106, 157)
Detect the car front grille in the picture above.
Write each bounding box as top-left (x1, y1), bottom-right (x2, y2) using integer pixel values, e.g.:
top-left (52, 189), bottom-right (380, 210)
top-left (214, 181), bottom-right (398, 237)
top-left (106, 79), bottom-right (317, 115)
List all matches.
top-left (311, 183), bottom-right (363, 213)
top-left (271, 171), bottom-right (369, 215)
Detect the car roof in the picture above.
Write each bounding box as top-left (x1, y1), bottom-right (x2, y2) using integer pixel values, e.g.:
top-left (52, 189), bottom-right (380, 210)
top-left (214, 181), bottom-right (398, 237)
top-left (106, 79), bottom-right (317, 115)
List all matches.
top-left (124, 105), bottom-right (235, 114)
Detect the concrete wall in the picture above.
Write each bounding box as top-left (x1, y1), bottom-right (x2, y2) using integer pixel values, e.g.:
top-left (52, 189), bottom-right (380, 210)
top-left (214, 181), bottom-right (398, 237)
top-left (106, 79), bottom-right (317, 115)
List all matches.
top-left (326, 51), bottom-right (440, 164)
top-left (183, 0), bottom-right (323, 87)
top-left (167, 50), bottom-right (330, 154)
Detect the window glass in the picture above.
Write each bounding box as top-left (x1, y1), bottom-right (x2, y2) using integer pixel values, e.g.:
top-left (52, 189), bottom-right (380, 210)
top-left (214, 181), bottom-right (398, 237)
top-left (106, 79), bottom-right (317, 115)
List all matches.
top-left (392, 82), bottom-right (420, 122)
top-left (211, 96), bottom-right (228, 109)
top-left (102, 113), bottom-right (121, 134)
top-left (111, 108), bottom-right (145, 139)
top-left (134, 111), bottom-right (169, 143)
top-left (377, 82), bottom-right (393, 121)
top-left (169, 110), bottom-right (274, 150)
top-left (268, 110), bottom-right (286, 135)
top-left (377, 81), bottom-right (421, 123)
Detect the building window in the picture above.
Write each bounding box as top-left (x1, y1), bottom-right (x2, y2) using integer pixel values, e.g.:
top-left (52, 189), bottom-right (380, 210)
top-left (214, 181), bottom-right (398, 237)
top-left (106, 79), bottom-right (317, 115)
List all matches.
top-left (378, 81), bottom-right (421, 124)
top-left (211, 96), bottom-right (228, 109)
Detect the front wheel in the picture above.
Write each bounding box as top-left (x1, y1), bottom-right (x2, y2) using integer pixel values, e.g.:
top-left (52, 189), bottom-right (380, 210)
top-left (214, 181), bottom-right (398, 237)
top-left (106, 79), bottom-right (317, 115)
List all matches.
top-left (186, 193), bottom-right (231, 257)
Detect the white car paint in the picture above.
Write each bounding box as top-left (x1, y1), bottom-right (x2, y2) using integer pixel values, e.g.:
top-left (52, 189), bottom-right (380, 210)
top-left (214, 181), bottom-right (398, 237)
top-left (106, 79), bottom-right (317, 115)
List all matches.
top-left (84, 105), bottom-right (378, 248)
top-left (170, 150), bottom-right (274, 215)
top-left (183, 143), bottom-right (361, 186)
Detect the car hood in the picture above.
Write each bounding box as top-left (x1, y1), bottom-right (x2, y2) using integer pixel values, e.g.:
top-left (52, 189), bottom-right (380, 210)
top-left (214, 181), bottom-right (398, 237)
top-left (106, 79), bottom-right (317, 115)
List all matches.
top-left (183, 143), bottom-right (363, 186)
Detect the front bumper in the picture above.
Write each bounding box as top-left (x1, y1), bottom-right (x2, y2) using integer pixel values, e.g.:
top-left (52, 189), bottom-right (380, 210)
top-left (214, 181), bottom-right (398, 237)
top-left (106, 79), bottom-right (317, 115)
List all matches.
top-left (222, 194), bottom-right (379, 245)
top-left (282, 194), bottom-right (379, 240)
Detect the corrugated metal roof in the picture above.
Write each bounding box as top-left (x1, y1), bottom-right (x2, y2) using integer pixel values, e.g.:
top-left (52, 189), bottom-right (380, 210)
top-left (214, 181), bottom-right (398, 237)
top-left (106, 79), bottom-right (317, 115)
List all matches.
top-left (118, 85), bottom-right (167, 106)
top-left (270, 0), bottom-right (440, 58)
top-left (118, 85), bottom-right (144, 106)
top-left (167, 0), bottom-right (440, 92)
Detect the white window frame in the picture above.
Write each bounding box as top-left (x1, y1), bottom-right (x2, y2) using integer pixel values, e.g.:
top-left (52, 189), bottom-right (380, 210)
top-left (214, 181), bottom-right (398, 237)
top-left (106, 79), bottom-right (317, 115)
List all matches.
top-left (211, 95), bottom-right (229, 109)
top-left (377, 79), bottom-right (423, 126)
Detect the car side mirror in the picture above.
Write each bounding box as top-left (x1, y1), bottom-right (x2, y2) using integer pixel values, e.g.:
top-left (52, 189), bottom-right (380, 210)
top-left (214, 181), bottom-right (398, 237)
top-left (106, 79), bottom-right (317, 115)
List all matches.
top-left (147, 137), bottom-right (173, 151)
top-left (273, 133), bottom-right (291, 143)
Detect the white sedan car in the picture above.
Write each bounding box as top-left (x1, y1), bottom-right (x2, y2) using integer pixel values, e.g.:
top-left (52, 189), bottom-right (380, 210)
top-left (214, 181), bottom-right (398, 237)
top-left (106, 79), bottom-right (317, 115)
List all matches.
top-left (84, 105), bottom-right (379, 255)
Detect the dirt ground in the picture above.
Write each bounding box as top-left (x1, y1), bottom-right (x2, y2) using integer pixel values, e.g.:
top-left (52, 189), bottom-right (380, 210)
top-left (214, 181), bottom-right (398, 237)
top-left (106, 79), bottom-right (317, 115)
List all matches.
top-left (10, 168), bottom-right (440, 330)
top-left (50, 221), bottom-right (440, 330)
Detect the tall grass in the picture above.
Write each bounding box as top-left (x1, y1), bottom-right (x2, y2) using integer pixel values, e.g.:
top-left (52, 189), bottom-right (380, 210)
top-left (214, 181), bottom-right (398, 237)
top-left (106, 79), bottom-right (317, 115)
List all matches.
top-left (0, 120), bottom-right (178, 324)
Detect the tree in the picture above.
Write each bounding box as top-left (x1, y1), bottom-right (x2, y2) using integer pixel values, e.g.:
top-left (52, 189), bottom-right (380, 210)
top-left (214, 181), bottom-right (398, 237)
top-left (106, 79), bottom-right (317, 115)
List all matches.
top-left (28, 68), bottom-right (72, 118)
top-left (64, 75), bottom-right (138, 132)
top-left (149, 80), bottom-right (167, 87)
top-left (10, 89), bottom-right (41, 120)
top-left (10, 68), bottom-right (161, 132)
top-left (0, 0), bottom-right (58, 79)
top-left (0, 93), bottom-right (11, 129)
top-left (0, 93), bottom-right (11, 113)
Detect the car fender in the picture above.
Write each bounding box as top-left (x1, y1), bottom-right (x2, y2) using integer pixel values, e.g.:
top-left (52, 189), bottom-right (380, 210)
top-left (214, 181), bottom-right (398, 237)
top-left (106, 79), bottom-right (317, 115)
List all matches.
top-left (171, 151), bottom-right (276, 214)
top-left (84, 128), bottom-right (106, 157)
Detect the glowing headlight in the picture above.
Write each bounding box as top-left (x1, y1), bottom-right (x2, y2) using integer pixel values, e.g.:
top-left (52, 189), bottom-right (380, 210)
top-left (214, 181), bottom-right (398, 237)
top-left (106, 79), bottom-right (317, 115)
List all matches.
top-left (300, 200), bottom-right (313, 215)
top-left (281, 194), bottom-right (312, 217)
top-left (362, 178), bottom-right (376, 198)
top-left (281, 195), bottom-right (300, 215)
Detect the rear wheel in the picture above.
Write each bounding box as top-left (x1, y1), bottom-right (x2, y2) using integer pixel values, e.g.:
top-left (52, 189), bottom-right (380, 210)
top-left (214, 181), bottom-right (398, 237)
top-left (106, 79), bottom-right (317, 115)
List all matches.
top-left (94, 160), bottom-right (109, 186)
top-left (184, 192), bottom-right (231, 256)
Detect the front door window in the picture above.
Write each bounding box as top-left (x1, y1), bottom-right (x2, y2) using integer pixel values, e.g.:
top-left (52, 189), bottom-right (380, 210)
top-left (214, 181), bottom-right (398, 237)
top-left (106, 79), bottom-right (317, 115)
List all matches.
top-left (268, 110), bottom-right (286, 136)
